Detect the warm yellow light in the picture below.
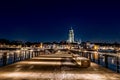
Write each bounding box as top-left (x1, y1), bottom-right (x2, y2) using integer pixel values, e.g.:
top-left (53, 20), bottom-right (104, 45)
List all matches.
top-left (33, 57), bottom-right (62, 60)
top-left (19, 61), bottom-right (61, 65)
top-left (0, 72), bottom-right (113, 80)
top-left (40, 43), bottom-right (43, 48)
top-left (16, 50), bottom-right (20, 53)
top-left (30, 50), bottom-right (33, 52)
top-left (94, 45), bottom-right (99, 50)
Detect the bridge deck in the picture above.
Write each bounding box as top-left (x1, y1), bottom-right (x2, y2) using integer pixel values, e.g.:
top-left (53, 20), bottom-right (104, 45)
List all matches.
top-left (0, 52), bottom-right (120, 80)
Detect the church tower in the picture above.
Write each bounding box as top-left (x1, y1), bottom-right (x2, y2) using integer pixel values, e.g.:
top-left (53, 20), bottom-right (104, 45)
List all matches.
top-left (68, 27), bottom-right (74, 43)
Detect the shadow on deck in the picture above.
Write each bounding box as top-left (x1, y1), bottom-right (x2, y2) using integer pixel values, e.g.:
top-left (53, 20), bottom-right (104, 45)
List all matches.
top-left (0, 53), bottom-right (120, 80)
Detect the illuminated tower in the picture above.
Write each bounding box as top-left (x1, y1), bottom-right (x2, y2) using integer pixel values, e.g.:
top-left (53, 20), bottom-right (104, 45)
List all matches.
top-left (68, 27), bottom-right (74, 43)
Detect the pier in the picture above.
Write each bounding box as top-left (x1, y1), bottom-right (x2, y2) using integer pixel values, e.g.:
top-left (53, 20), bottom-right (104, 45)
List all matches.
top-left (0, 49), bottom-right (120, 80)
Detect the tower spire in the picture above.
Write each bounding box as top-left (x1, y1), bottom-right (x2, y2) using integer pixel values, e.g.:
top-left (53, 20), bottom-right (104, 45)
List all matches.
top-left (68, 27), bottom-right (74, 43)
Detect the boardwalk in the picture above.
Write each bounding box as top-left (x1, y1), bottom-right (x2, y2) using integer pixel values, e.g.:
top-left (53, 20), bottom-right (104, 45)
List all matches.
top-left (0, 51), bottom-right (120, 80)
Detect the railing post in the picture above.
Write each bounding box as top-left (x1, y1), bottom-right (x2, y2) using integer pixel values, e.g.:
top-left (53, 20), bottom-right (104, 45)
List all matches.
top-left (81, 52), bottom-right (84, 57)
top-left (86, 52), bottom-right (88, 58)
top-left (3, 52), bottom-right (7, 66)
top-left (29, 51), bottom-right (31, 59)
top-left (23, 51), bottom-right (25, 60)
top-left (19, 52), bottom-right (22, 61)
top-left (33, 51), bottom-right (35, 57)
top-left (13, 52), bottom-right (16, 62)
top-left (37, 51), bottom-right (39, 56)
top-left (38, 51), bottom-right (40, 55)
top-left (25, 51), bottom-right (27, 59)
top-left (30, 51), bottom-right (31, 58)
top-left (88, 53), bottom-right (91, 60)
top-left (116, 56), bottom-right (119, 73)
top-left (36, 51), bottom-right (38, 56)
top-left (30, 51), bottom-right (32, 58)
top-left (36, 51), bottom-right (37, 57)
top-left (83, 52), bottom-right (85, 57)
top-left (98, 54), bottom-right (100, 64)
top-left (21, 51), bottom-right (23, 60)
top-left (92, 53), bottom-right (95, 62)
top-left (35, 51), bottom-right (36, 56)
top-left (79, 52), bottom-right (81, 57)
top-left (34, 51), bottom-right (36, 57)
top-left (38, 51), bottom-right (40, 56)
top-left (84, 52), bottom-right (86, 57)
top-left (35, 51), bottom-right (36, 57)
top-left (104, 54), bottom-right (108, 68)
top-left (32, 51), bottom-right (34, 58)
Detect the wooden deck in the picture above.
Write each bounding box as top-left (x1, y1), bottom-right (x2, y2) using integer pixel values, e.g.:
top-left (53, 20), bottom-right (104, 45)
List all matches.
top-left (0, 51), bottom-right (120, 80)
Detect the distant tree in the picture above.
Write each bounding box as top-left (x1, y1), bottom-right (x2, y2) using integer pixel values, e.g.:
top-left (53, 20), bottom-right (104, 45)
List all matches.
top-left (53, 41), bottom-right (58, 44)
top-left (25, 42), bottom-right (33, 47)
top-left (10, 40), bottom-right (23, 46)
top-left (0, 39), bottom-right (10, 45)
top-left (113, 42), bottom-right (120, 47)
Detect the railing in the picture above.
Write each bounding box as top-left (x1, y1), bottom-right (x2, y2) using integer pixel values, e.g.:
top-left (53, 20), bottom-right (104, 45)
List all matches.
top-left (71, 50), bottom-right (120, 73)
top-left (78, 51), bottom-right (120, 73)
top-left (0, 50), bottom-right (42, 67)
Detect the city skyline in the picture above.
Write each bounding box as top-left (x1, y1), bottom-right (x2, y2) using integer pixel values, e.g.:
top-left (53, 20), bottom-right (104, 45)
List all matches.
top-left (0, 0), bottom-right (120, 42)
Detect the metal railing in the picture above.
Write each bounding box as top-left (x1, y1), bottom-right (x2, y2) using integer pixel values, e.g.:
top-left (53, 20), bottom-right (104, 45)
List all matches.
top-left (0, 50), bottom-right (42, 67)
top-left (78, 51), bottom-right (120, 73)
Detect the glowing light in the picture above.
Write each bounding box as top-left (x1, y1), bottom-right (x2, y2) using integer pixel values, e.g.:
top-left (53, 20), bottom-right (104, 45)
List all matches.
top-left (93, 45), bottom-right (99, 50)
top-left (0, 51), bottom-right (119, 80)
top-left (0, 72), bottom-right (117, 80)
top-left (93, 52), bottom-right (99, 60)
top-left (103, 58), bottom-right (105, 62)
top-left (83, 50), bottom-right (87, 53)
top-left (40, 43), bottom-right (43, 48)
top-left (33, 57), bottom-right (62, 60)
top-left (30, 50), bottom-right (33, 52)
top-left (19, 61), bottom-right (61, 65)
top-left (16, 50), bottom-right (20, 53)
top-left (111, 58), bottom-right (114, 64)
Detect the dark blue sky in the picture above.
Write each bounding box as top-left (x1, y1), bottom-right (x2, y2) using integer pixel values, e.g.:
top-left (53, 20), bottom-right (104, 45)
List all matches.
top-left (0, 0), bottom-right (120, 42)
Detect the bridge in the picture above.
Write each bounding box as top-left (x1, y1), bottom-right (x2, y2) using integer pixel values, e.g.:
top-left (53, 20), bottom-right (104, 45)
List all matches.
top-left (0, 49), bottom-right (120, 80)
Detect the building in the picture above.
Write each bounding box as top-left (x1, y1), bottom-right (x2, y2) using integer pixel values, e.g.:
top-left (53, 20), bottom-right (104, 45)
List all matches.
top-left (68, 27), bottom-right (74, 43)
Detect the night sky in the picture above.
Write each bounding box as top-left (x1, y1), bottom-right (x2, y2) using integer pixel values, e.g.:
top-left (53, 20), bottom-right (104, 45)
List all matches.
top-left (0, 0), bottom-right (120, 42)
